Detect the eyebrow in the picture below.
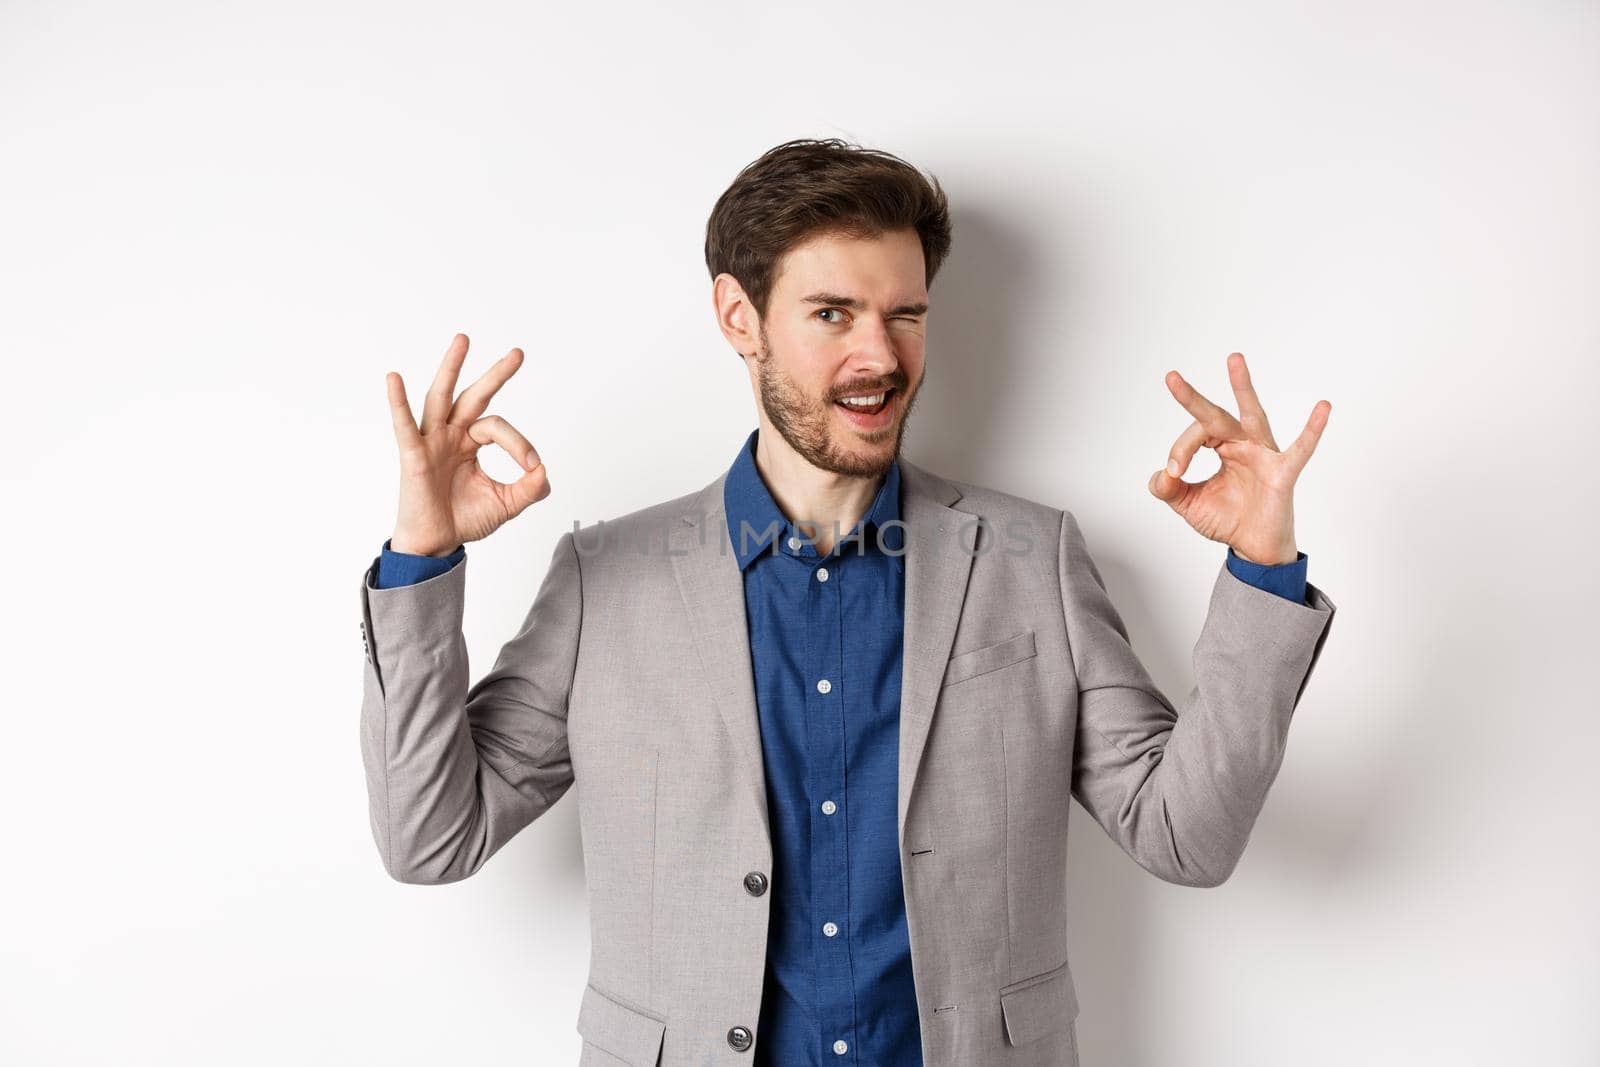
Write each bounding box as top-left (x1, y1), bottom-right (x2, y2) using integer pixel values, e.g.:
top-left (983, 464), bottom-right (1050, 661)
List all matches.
top-left (801, 291), bottom-right (929, 317)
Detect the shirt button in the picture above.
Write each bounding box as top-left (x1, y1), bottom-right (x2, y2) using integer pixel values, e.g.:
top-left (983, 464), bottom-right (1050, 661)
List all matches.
top-left (821, 800), bottom-right (837, 815)
top-left (816, 566), bottom-right (829, 582)
top-left (727, 1026), bottom-right (754, 1052)
top-left (816, 679), bottom-right (831, 694)
top-left (833, 1039), bottom-right (849, 1055)
top-left (787, 536), bottom-right (802, 551)
top-left (823, 921), bottom-right (838, 937)
top-left (743, 871), bottom-right (768, 896)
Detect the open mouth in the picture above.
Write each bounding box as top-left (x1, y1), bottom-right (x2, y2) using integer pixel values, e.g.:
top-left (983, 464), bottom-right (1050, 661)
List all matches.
top-left (833, 387), bottom-right (895, 417)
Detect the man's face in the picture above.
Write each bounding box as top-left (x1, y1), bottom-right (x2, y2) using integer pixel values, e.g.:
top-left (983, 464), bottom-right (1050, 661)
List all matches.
top-left (747, 227), bottom-right (928, 478)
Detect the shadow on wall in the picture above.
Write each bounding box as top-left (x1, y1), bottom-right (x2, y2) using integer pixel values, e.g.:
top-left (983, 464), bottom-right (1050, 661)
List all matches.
top-left (899, 201), bottom-right (1045, 475)
top-left (903, 196), bottom-right (1418, 1065)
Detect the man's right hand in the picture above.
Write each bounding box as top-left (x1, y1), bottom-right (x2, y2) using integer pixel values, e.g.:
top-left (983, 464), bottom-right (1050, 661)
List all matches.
top-left (386, 333), bottom-right (551, 557)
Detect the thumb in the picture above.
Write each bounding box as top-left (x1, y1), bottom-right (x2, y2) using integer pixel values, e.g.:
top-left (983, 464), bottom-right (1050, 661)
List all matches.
top-left (505, 462), bottom-right (551, 518)
top-left (1148, 467), bottom-right (1183, 503)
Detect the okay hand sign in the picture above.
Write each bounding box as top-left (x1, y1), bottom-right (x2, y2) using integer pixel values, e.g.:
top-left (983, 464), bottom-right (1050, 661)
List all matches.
top-left (386, 333), bottom-right (551, 557)
top-left (1147, 352), bottom-right (1330, 566)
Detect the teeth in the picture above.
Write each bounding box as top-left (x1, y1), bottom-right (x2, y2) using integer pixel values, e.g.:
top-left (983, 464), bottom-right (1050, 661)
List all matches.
top-left (840, 393), bottom-right (886, 407)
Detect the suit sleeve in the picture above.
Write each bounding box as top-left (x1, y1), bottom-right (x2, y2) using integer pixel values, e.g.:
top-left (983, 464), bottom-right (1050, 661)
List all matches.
top-left (1061, 510), bottom-right (1335, 887)
top-left (357, 531), bottom-right (581, 884)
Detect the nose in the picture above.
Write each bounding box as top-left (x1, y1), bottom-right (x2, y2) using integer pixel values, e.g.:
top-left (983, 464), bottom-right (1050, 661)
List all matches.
top-left (847, 319), bottom-right (900, 382)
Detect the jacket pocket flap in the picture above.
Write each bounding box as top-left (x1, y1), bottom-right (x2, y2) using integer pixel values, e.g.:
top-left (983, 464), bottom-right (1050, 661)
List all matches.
top-left (576, 982), bottom-right (666, 1066)
top-left (943, 630), bottom-right (1037, 687)
top-left (998, 958), bottom-right (1079, 1047)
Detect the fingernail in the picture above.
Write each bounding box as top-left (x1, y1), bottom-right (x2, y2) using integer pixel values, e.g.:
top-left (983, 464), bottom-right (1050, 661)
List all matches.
top-left (525, 451), bottom-right (540, 470)
top-left (1166, 458), bottom-right (1180, 477)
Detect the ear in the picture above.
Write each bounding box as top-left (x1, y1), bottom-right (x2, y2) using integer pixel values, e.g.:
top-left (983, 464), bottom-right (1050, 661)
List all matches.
top-left (712, 272), bottom-right (760, 359)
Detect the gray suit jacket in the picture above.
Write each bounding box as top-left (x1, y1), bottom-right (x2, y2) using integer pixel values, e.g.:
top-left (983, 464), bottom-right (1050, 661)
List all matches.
top-left (357, 456), bottom-right (1336, 1066)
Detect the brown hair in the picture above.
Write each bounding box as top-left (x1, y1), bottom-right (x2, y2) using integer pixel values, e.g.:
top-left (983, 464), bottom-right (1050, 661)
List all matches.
top-left (704, 138), bottom-right (953, 326)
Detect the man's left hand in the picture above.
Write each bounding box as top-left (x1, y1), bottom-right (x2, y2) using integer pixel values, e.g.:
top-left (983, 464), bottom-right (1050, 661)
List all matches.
top-left (1148, 352), bottom-right (1331, 566)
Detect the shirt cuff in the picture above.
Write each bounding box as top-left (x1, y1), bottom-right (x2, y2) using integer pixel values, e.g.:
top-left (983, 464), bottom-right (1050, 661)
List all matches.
top-left (1225, 547), bottom-right (1309, 605)
top-left (373, 538), bottom-right (467, 589)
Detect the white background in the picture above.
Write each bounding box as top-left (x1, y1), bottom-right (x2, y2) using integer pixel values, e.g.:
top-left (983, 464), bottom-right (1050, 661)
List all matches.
top-left (2, 1), bottom-right (1594, 1064)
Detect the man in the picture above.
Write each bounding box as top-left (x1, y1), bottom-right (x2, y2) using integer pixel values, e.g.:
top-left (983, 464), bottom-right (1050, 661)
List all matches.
top-left (356, 138), bottom-right (1336, 1067)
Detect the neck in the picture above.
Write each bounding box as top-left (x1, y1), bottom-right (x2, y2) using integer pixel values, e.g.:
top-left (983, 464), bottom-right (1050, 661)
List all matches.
top-left (752, 422), bottom-right (886, 557)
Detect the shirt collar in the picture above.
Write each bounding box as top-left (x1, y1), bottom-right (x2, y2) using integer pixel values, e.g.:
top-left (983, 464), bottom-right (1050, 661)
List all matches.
top-left (722, 427), bottom-right (903, 571)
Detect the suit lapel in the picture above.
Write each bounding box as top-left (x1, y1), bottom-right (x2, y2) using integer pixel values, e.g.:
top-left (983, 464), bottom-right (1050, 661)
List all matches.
top-left (895, 458), bottom-right (973, 849)
top-left (671, 473), bottom-right (771, 843)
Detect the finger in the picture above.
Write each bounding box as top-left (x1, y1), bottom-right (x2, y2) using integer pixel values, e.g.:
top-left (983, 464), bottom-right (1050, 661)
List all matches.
top-left (1151, 419), bottom-right (1209, 501)
top-left (1166, 418), bottom-right (1210, 479)
top-left (386, 372), bottom-right (422, 450)
top-left (1165, 369), bottom-right (1243, 440)
top-left (1226, 352), bottom-right (1278, 450)
top-left (468, 415), bottom-right (551, 517)
top-left (449, 347), bottom-right (525, 427)
top-left (1281, 400), bottom-right (1332, 478)
top-left (421, 333), bottom-right (470, 436)
top-left (467, 414), bottom-right (543, 474)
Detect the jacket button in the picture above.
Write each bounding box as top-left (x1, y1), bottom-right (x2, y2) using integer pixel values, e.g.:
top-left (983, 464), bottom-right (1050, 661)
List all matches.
top-left (743, 871), bottom-right (768, 896)
top-left (727, 1025), bottom-right (753, 1052)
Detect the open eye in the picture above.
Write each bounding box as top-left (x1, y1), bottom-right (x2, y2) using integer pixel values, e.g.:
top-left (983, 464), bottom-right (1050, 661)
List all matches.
top-left (816, 308), bottom-right (847, 324)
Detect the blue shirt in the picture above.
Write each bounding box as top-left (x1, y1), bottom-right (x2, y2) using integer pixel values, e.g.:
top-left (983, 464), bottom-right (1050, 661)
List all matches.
top-left (722, 428), bottom-right (917, 1065)
top-left (369, 433), bottom-right (1310, 1064)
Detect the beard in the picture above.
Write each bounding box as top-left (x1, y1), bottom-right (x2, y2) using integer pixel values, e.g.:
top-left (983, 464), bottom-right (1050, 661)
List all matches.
top-left (751, 322), bottom-right (920, 478)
